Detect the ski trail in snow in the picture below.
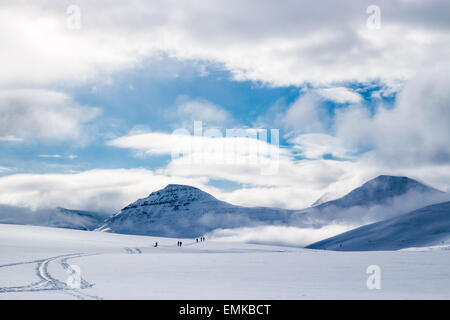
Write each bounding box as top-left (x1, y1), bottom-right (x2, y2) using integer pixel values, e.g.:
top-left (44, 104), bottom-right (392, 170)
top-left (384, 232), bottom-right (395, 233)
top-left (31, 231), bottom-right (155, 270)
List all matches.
top-left (0, 253), bottom-right (102, 300)
top-left (124, 247), bottom-right (142, 254)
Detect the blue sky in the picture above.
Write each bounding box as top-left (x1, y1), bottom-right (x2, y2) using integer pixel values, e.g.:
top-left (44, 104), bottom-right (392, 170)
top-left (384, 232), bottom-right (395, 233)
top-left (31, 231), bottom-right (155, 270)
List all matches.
top-left (0, 0), bottom-right (449, 213)
top-left (1, 56), bottom-right (395, 177)
top-left (1, 58), bottom-right (301, 174)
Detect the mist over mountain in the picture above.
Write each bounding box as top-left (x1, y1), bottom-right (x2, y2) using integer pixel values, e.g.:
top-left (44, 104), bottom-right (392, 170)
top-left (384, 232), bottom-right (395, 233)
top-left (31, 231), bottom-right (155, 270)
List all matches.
top-left (289, 175), bottom-right (447, 228)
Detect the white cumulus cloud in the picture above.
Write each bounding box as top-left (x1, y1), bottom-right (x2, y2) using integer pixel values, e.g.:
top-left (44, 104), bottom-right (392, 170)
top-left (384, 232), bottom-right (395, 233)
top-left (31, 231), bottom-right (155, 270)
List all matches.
top-left (0, 89), bottom-right (100, 142)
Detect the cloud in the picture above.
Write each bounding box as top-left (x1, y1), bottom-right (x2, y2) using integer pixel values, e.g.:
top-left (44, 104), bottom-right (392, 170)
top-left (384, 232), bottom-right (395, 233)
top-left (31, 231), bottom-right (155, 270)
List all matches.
top-left (0, 4), bottom-right (140, 87)
top-left (106, 128), bottom-right (362, 197)
top-left (291, 188), bottom-right (450, 228)
top-left (0, 168), bottom-right (212, 212)
top-left (282, 92), bottom-right (328, 134)
top-left (0, 1), bottom-right (449, 216)
top-left (38, 155), bottom-right (62, 158)
top-left (1, 67), bottom-right (447, 213)
top-left (2, 1), bottom-right (450, 88)
top-left (0, 89), bottom-right (100, 142)
top-left (106, 128), bottom-right (374, 208)
top-left (0, 135), bottom-right (23, 142)
top-left (289, 133), bottom-right (355, 159)
top-left (335, 66), bottom-right (450, 168)
top-left (171, 97), bottom-right (232, 126)
top-left (0, 162), bottom-right (447, 218)
top-left (316, 87), bottom-right (362, 104)
top-left (0, 166), bottom-right (11, 173)
top-left (0, 204), bottom-right (111, 227)
top-left (208, 225), bottom-right (354, 247)
top-left (107, 129), bottom-right (284, 175)
top-left (105, 96), bottom-right (450, 209)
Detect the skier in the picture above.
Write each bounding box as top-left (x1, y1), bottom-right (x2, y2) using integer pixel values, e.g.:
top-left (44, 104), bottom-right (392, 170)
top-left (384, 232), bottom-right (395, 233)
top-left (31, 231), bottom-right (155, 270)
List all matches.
top-left (196, 238), bottom-right (198, 243)
top-left (154, 242), bottom-right (158, 247)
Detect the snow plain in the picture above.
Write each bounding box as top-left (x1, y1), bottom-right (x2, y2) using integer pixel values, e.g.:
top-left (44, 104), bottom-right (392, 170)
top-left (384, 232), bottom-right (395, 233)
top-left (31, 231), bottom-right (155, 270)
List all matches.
top-left (1, 224), bottom-right (449, 300)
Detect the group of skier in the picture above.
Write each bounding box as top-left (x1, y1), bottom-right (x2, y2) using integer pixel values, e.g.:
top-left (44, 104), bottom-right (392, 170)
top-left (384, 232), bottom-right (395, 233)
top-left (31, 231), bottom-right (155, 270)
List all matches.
top-left (152, 236), bottom-right (206, 248)
top-left (196, 236), bottom-right (206, 243)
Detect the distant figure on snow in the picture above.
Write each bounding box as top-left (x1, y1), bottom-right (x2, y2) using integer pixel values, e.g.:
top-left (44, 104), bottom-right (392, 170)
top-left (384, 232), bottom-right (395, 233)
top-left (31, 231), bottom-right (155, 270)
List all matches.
top-left (154, 242), bottom-right (158, 247)
top-left (196, 238), bottom-right (198, 243)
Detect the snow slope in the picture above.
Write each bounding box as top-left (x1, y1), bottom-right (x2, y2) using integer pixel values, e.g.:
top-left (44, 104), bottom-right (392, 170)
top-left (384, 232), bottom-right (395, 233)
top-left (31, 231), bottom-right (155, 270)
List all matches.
top-left (307, 201), bottom-right (450, 251)
top-left (0, 224), bottom-right (449, 299)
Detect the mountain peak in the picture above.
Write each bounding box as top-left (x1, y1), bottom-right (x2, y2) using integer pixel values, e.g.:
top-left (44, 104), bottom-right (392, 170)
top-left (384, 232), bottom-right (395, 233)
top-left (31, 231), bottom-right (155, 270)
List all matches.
top-left (121, 184), bottom-right (217, 212)
top-left (161, 184), bottom-right (203, 192)
top-left (371, 175), bottom-right (416, 184)
top-left (362, 175), bottom-right (436, 193)
top-left (97, 182), bottom-right (292, 237)
top-left (319, 175), bottom-right (440, 208)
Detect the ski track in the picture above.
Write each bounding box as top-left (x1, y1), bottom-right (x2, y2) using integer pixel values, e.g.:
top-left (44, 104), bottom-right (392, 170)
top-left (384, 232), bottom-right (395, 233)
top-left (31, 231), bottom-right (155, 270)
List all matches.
top-left (0, 239), bottom-right (284, 299)
top-left (1, 241), bottom-right (198, 299)
top-left (0, 253), bottom-right (103, 300)
top-left (124, 247), bottom-right (142, 254)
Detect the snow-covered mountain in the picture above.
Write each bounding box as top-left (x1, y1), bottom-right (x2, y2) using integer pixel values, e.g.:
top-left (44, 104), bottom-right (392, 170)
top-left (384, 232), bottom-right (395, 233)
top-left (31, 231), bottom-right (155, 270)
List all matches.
top-left (97, 184), bottom-right (290, 237)
top-left (318, 175), bottom-right (440, 209)
top-left (96, 176), bottom-right (442, 237)
top-left (98, 176), bottom-right (446, 238)
top-left (1, 175), bottom-right (440, 238)
top-left (289, 175), bottom-right (446, 227)
top-left (306, 201), bottom-right (450, 251)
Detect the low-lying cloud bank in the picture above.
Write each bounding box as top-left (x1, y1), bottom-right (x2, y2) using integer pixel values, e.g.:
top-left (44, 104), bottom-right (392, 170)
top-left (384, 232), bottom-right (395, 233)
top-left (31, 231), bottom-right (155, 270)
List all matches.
top-left (0, 204), bottom-right (109, 229)
top-left (207, 225), bottom-right (355, 247)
